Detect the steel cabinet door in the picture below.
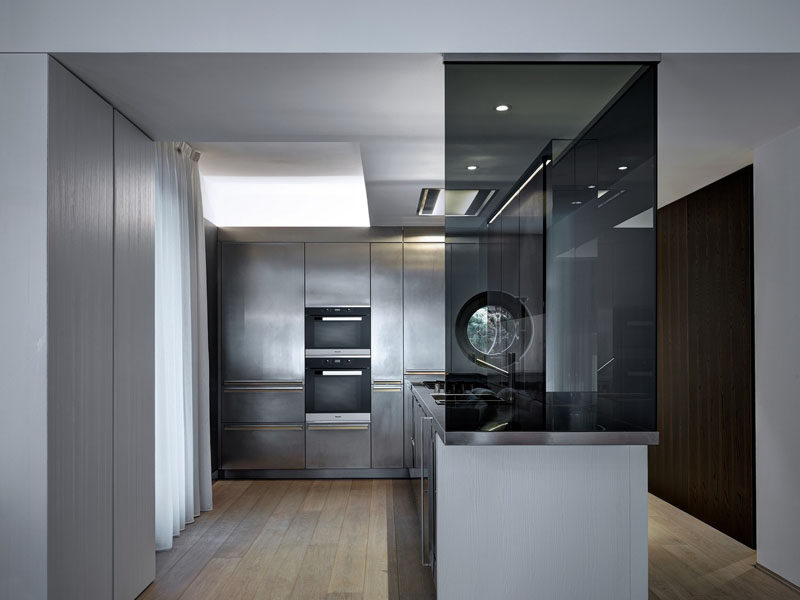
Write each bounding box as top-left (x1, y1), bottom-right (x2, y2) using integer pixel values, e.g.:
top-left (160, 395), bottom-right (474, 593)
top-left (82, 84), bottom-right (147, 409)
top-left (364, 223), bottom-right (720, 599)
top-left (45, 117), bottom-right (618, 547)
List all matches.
top-left (221, 424), bottom-right (306, 469)
top-left (306, 423), bottom-right (371, 468)
top-left (371, 385), bottom-right (404, 467)
top-left (221, 243), bottom-right (305, 382)
top-left (305, 243), bottom-right (370, 307)
top-left (371, 242), bottom-right (403, 379)
top-left (403, 243), bottom-right (446, 373)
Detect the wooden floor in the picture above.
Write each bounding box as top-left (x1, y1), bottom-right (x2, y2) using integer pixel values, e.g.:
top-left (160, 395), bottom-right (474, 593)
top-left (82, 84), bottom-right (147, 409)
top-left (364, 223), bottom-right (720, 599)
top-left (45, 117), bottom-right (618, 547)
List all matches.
top-left (141, 480), bottom-right (800, 600)
top-left (648, 494), bottom-right (799, 600)
top-left (139, 479), bottom-right (435, 600)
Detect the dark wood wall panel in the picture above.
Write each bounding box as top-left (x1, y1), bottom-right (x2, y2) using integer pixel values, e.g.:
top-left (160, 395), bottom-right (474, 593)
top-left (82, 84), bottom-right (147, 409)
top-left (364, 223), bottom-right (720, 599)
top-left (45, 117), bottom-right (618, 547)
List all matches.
top-left (649, 198), bottom-right (690, 508)
top-left (649, 165), bottom-right (755, 548)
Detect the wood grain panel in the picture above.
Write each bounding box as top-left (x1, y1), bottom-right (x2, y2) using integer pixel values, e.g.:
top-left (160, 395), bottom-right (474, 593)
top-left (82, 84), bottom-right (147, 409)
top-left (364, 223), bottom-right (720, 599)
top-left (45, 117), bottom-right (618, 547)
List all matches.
top-left (649, 198), bottom-right (689, 507)
top-left (686, 165), bottom-right (754, 547)
top-left (47, 57), bottom-right (115, 600)
top-left (649, 166), bottom-right (755, 548)
top-left (113, 110), bottom-right (156, 599)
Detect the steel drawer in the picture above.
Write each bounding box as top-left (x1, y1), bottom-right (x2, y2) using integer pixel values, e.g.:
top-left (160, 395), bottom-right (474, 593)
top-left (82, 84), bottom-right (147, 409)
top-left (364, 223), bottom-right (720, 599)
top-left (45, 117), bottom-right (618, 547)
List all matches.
top-left (305, 422), bottom-right (371, 469)
top-left (222, 386), bottom-right (304, 423)
top-left (221, 424), bottom-right (305, 469)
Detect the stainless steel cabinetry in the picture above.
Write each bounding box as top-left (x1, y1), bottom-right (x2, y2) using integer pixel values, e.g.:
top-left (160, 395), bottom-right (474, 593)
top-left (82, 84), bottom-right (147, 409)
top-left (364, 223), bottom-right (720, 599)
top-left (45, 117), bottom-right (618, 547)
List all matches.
top-left (371, 243), bottom-right (404, 467)
top-left (220, 243), bottom-right (306, 470)
top-left (221, 243), bottom-right (305, 382)
top-left (222, 386), bottom-right (305, 423)
top-left (221, 424), bottom-right (305, 469)
top-left (306, 422), bottom-right (371, 468)
top-left (403, 242), bottom-right (446, 372)
top-left (403, 242), bottom-right (444, 468)
top-left (305, 243), bottom-right (371, 307)
top-left (371, 385), bottom-right (404, 467)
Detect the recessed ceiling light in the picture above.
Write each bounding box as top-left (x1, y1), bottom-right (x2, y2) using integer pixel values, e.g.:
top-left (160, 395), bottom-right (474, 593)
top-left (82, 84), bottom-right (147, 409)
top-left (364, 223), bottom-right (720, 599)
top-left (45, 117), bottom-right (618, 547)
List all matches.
top-left (588, 185), bottom-right (596, 189)
top-left (495, 104), bottom-right (510, 112)
top-left (617, 165), bottom-right (628, 171)
top-left (572, 201), bottom-right (582, 205)
top-left (466, 165), bottom-right (479, 171)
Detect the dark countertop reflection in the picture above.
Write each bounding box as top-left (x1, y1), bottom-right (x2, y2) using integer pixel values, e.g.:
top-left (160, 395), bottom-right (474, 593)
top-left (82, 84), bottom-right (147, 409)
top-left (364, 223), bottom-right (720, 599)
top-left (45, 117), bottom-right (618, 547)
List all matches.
top-left (411, 381), bottom-right (658, 446)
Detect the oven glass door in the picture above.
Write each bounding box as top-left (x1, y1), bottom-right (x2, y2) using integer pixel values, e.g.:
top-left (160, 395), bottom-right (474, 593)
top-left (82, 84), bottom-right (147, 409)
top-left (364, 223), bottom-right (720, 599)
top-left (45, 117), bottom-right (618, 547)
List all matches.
top-left (306, 367), bottom-right (371, 414)
top-left (305, 309), bottom-right (370, 351)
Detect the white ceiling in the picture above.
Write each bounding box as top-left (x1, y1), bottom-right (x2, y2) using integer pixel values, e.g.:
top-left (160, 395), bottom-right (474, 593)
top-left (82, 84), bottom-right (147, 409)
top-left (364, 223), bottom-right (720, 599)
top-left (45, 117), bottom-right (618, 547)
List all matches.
top-left (56, 52), bottom-right (800, 219)
top-left (658, 53), bottom-right (800, 206)
top-left (57, 53), bottom-right (444, 226)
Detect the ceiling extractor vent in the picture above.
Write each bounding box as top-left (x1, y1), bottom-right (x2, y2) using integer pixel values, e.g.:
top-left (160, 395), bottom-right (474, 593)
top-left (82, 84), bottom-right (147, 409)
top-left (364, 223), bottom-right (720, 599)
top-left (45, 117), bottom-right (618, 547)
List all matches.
top-left (417, 188), bottom-right (498, 216)
top-left (417, 188), bottom-right (442, 215)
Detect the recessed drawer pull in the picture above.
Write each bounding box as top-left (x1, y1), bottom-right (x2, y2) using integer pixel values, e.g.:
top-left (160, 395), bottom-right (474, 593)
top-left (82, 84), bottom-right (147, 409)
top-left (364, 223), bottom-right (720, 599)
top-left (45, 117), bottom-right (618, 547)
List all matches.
top-left (307, 424), bottom-right (370, 431)
top-left (224, 425), bottom-right (304, 431)
top-left (405, 371), bottom-right (445, 376)
top-left (373, 386), bottom-right (403, 392)
top-left (373, 380), bottom-right (403, 385)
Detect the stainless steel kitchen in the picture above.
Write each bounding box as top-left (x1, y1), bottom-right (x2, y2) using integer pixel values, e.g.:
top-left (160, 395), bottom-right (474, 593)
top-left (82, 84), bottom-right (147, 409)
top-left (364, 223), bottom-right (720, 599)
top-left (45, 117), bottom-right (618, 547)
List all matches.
top-left (4, 46), bottom-right (800, 600)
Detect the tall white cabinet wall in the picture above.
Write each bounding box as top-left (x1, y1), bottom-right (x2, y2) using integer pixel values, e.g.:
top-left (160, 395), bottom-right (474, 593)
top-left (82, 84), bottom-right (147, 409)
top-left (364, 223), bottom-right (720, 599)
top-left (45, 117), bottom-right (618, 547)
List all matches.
top-left (48, 57), bottom-right (156, 600)
top-left (47, 57), bottom-right (116, 599)
top-left (0, 55), bottom-right (155, 600)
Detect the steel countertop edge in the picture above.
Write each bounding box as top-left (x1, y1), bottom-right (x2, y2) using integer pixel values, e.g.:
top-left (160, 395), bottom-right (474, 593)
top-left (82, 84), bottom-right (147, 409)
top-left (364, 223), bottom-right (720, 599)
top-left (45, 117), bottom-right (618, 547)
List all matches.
top-left (410, 382), bottom-right (660, 446)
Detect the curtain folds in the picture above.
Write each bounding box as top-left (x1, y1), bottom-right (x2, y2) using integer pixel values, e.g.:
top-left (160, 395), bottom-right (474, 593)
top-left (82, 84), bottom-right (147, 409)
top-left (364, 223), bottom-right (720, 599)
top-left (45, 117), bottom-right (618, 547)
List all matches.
top-left (154, 141), bottom-right (212, 551)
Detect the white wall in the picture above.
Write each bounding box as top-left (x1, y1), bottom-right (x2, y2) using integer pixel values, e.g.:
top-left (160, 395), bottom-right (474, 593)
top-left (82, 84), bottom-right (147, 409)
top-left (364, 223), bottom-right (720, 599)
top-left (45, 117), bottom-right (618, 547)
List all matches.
top-left (3, 0), bottom-right (800, 52)
top-left (754, 125), bottom-right (800, 587)
top-left (0, 53), bottom-right (49, 600)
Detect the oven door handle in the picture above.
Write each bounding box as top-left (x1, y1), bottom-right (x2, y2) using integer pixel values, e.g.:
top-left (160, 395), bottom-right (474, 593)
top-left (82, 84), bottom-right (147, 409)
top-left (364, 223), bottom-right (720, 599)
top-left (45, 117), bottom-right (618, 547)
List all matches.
top-left (319, 316), bottom-right (363, 321)
top-left (320, 370), bottom-right (363, 376)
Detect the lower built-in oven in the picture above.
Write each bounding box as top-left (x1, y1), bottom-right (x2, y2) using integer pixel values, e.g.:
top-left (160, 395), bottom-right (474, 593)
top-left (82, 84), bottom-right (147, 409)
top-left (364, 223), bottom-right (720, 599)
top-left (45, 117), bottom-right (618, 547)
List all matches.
top-left (305, 357), bottom-right (371, 468)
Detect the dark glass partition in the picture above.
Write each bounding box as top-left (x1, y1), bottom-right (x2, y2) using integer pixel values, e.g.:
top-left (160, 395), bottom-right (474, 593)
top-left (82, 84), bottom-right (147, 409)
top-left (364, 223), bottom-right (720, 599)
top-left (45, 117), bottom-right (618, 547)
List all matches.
top-left (545, 66), bottom-right (656, 431)
top-left (443, 61), bottom-right (656, 433)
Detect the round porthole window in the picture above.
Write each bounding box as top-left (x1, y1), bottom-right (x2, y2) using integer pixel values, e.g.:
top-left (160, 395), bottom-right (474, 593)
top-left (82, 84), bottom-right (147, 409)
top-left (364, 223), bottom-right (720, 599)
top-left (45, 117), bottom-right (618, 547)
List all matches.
top-left (455, 291), bottom-right (533, 368)
top-left (466, 305), bottom-right (519, 356)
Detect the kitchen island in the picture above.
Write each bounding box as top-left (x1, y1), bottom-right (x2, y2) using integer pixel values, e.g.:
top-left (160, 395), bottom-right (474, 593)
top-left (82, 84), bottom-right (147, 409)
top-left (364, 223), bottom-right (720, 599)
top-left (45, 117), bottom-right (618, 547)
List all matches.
top-left (410, 382), bottom-right (657, 600)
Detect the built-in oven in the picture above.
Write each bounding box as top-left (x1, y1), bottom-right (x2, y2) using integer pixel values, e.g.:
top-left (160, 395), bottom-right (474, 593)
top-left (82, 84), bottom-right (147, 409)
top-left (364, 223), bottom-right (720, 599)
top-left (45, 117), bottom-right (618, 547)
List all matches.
top-left (305, 307), bottom-right (370, 357)
top-left (305, 357), bottom-right (371, 419)
top-left (305, 356), bottom-right (371, 468)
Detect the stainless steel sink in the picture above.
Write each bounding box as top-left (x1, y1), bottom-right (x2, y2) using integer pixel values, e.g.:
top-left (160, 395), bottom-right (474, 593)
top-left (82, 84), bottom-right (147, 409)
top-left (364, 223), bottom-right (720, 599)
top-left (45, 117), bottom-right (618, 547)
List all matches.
top-left (431, 392), bottom-right (504, 404)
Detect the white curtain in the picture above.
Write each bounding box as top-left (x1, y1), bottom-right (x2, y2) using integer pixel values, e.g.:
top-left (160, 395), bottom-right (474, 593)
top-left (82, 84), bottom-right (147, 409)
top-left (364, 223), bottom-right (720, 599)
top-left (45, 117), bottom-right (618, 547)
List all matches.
top-left (154, 141), bottom-right (213, 551)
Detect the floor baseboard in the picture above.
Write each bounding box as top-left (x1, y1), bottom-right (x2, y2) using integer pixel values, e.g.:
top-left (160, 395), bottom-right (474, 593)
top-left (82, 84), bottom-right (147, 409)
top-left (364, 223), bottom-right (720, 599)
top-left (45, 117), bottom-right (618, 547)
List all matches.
top-left (755, 563), bottom-right (800, 593)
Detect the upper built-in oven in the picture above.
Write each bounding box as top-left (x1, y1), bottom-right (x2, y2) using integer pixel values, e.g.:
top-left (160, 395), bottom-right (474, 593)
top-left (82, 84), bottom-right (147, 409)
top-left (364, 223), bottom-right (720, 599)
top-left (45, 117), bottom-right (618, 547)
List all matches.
top-left (305, 307), bottom-right (370, 357)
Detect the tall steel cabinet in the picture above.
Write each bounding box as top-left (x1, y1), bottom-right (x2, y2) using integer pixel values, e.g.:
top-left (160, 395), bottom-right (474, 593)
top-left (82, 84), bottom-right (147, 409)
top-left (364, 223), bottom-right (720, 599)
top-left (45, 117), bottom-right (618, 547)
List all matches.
top-left (305, 242), bottom-right (371, 306)
top-left (220, 243), bottom-right (306, 469)
top-left (403, 242), bottom-right (446, 468)
top-left (370, 243), bottom-right (404, 467)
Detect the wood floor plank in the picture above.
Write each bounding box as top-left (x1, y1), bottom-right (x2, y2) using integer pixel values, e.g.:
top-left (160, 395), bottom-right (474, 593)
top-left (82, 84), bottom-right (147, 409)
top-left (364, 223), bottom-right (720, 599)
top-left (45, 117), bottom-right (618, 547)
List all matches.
top-left (220, 480), bottom-right (314, 600)
top-left (391, 479), bottom-right (435, 600)
top-left (384, 480), bottom-right (400, 600)
top-left (327, 480), bottom-right (372, 595)
top-left (177, 557), bottom-right (239, 600)
top-left (254, 508), bottom-right (323, 599)
top-left (214, 480), bottom-right (291, 559)
top-left (363, 479), bottom-right (390, 600)
top-left (155, 480), bottom-right (252, 577)
top-left (142, 481), bottom-right (263, 600)
top-left (289, 543), bottom-right (340, 600)
top-left (311, 479), bottom-right (352, 545)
